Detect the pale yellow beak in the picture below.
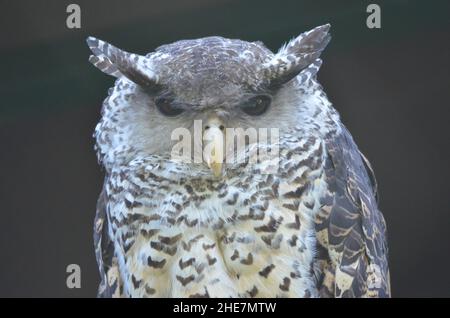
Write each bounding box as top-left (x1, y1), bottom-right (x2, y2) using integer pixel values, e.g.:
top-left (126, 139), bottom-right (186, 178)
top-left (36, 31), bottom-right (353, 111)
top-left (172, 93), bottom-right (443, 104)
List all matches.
top-left (203, 117), bottom-right (225, 177)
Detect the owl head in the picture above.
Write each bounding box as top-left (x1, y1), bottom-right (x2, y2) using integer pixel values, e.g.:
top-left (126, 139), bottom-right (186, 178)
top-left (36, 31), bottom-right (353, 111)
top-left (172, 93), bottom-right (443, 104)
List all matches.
top-left (87, 24), bottom-right (331, 177)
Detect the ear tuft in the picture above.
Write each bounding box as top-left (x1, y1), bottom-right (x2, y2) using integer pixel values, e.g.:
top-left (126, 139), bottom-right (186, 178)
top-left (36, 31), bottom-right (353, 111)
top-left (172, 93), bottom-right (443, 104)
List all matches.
top-left (264, 24), bottom-right (331, 86)
top-left (86, 36), bottom-right (162, 92)
top-left (278, 24), bottom-right (330, 57)
top-left (87, 37), bottom-right (123, 78)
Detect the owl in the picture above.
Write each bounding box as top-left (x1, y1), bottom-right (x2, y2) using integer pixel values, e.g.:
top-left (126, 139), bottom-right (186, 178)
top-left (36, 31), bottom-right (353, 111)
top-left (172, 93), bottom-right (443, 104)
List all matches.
top-left (88, 24), bottom-right (390, 298)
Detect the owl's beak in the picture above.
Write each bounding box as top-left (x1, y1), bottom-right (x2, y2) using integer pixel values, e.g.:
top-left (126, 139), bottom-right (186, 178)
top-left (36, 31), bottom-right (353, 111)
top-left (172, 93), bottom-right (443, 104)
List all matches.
top-left (203, 118), bottom-right (225, 178)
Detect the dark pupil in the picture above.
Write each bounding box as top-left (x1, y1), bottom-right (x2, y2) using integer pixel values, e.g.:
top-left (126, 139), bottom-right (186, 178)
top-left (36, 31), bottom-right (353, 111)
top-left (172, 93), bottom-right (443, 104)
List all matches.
top-left (241, 95), bottom-right (271, 116)
top-left (155, 98), bottom-right (184, 117)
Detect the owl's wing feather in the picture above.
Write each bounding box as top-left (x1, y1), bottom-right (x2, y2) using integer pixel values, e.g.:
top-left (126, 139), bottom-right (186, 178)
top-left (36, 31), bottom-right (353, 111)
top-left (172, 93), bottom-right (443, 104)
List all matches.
top-left (315, 125), bottom-right (390, 297)
top-left (93, 179), bottom-right (121, 297)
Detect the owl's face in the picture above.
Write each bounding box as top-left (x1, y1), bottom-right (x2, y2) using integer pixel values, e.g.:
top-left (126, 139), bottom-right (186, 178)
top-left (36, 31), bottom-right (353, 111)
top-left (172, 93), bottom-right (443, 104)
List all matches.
top-left (88, 25), bottom-right (331, 175)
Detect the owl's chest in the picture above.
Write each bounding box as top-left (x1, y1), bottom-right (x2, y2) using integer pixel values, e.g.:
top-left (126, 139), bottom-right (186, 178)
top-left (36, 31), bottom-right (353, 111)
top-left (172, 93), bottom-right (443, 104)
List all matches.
top-left (108, 169), bottom-right (327, 297)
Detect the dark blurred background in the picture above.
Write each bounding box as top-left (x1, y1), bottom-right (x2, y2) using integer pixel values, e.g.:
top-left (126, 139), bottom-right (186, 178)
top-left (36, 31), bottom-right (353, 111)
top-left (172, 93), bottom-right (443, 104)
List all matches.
top-left (0, 0), bottom-right (449, 297)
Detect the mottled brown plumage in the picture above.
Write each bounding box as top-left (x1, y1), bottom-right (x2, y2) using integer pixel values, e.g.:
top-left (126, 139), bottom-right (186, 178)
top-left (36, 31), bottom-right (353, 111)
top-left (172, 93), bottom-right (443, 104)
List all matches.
top-left (89, 24), bottom-right (389, 298)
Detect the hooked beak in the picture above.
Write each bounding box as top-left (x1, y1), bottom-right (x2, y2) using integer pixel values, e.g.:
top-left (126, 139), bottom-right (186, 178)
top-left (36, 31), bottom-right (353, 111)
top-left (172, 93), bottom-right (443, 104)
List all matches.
top-left (203, 117), bottom-right (225, 177)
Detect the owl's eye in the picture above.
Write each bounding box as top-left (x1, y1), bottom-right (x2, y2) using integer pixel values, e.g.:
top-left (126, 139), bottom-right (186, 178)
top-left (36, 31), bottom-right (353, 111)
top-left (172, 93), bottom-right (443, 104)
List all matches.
top-left (240, 95), bottom-right (271, 116)
top-left (155, 97), bottom-right (184, 117)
